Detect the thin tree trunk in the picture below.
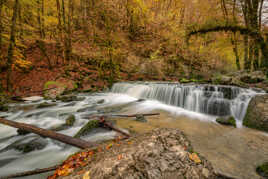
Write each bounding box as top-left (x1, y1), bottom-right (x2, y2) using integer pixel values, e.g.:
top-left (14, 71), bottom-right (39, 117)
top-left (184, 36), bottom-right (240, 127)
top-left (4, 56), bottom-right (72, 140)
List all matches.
top-left (37, 0), bottom-right (42, 38)
top-left (231, 33), bottom-right (240, 70)
top-left (243, 35), bottom-right (250, 70)
top-left (0, 0), bottom-right (4, 51)
top-left (41, 0), bottom-right (45, 38)
top-left (248, 39), bottom-right (254, 70)
top-left (6, 0), bottom-right (19, 91)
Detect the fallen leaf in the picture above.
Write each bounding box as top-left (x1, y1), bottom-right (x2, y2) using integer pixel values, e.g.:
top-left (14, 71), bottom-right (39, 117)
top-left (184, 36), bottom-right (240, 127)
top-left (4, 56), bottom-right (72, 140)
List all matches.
top-left (189, 153), bottom-right (201, 164)
top-left (83, 171), bottom-right (90, 179)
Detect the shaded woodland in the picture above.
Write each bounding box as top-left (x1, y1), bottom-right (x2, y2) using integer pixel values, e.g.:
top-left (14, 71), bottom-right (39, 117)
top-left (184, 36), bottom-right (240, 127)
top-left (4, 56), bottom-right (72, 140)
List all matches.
top-left (0, 0), bottom-right (267, 94)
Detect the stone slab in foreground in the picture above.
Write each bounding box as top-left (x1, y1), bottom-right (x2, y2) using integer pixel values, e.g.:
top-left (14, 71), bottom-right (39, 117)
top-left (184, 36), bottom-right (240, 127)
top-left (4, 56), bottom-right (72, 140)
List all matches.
top-left (60, 128), bottom-right (220, 179)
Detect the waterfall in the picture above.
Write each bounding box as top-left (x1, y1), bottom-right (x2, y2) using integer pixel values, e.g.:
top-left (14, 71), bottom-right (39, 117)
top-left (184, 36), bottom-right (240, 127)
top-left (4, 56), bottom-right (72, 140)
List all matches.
top-left (111, 82), bottom-right (262, 124)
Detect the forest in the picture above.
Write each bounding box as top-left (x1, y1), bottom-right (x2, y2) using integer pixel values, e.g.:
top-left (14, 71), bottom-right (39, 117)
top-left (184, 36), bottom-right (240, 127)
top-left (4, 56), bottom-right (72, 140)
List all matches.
top-left (0, 0), bottom-right (268, 179)
top-left (0, 0), bottom-right (267, 95)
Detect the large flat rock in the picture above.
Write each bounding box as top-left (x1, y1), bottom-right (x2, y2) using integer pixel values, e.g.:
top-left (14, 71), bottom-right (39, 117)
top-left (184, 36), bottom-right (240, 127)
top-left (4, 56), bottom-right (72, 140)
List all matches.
top-left (59, 128), bottom-right (218, 179)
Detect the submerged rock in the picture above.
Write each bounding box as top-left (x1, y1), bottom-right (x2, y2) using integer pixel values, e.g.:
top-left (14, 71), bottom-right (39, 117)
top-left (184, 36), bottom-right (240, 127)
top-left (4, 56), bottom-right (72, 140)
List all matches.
top-left (36, 102), bottom-right (57, 109)
top-left (14, 138), bottom-right (48, 153)
top-left (0, 137), bottom-right (48, 153)
top-left (216, 117), bottom-right (236, 128)
top-left (243, 94), bottom-right (268, 132)
top-left (61, 128), bottom-right (218, 179)
top-left (56, 95), bottom-right (85, 102)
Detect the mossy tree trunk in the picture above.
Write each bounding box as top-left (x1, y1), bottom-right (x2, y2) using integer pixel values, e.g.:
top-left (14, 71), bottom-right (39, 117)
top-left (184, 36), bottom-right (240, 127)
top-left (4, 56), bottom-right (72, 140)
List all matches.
top-left (6, 0), bottom-right (19, 91)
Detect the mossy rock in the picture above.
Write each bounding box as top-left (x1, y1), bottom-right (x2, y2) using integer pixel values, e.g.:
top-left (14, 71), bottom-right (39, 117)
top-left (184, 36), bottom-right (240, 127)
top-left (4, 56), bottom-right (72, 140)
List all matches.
top-left (36, 102), bottom-right (57, 109)
top-left (216, 116), bottom-right (236, 128)
top-left (256, 162), bottom-right (268, 178)
top-left (65, 115), bottom-right (76, 126)
top-left (0, 103), bottom-right (8, 112)
top-left (43, 81), bottom-right (66, 99)
top-left (56, 95), bottom-right (85, 102)
top-left (74, 120), bottom-right (100, 138)
top-left (17, 129), bottom-right (31, 135)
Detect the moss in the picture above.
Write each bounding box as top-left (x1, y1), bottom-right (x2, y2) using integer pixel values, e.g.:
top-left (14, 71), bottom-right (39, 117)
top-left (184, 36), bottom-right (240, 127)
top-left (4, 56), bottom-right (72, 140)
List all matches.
top-left (256, 162), bottom-right (268, 178)
top-left (74, 120), bottom-right (100, 138)
top-left (180, 78), bottom-right (191, 83)
top-left (216, 116), bottom-right (236, 128)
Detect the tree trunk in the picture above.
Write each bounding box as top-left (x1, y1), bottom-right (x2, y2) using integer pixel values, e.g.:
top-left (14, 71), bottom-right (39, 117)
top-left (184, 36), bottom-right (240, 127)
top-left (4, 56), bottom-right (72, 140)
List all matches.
top-left (41, 0), bottom-right (45, 38)
top-left (0, 0), bottom-right (4, 51)
top-left (0, 117), bottom-right (94, 149)
top-left (243, 35), bottom-right (250, 70)
top-left (37, 0), bottom-right (43, 39)
top-left (6, 0), bottom-right (19, 91)
top-left (231, 33), bottom-right (240, 70)
top-left (65, 0), bottom-right (73, 62)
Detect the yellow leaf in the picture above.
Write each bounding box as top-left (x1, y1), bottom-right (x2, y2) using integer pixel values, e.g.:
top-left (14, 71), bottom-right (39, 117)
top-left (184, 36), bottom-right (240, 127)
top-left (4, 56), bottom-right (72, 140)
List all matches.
top-left (83, 171), bottom-right (90, 179)
top-left (189, 153), bottom-right (201, 164)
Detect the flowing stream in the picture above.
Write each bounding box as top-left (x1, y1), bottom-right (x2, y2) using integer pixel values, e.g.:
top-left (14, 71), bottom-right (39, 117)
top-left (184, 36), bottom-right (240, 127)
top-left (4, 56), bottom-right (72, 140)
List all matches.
top-left (0, 82), bottom-right (267, 178)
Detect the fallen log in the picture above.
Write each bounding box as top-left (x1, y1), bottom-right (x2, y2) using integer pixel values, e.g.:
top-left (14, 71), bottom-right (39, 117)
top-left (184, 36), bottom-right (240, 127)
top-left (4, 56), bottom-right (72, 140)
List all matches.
top-left (0, 118), bottom-right (93, 149)
top-left (1, 165), bottom-right (59, 179)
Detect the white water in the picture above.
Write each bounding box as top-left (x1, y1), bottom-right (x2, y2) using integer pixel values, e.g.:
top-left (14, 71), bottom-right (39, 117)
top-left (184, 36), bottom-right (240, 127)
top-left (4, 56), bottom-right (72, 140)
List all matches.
top-left (0, 82), bottom-right (265, 178)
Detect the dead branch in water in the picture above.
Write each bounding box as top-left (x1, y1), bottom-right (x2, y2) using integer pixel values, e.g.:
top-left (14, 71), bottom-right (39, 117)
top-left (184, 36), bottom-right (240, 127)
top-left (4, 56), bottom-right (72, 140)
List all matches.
top-left (1, 165), bottom-right (59, 179)
top-left (98, 117), bottom-right (130, 138)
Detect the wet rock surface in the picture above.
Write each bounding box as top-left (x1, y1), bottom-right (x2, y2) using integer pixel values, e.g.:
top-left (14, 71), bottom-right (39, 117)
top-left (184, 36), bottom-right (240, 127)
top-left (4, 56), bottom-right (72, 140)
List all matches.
top-left (243, 94), bottom-right (268, 132)
top-left (216, 117), bottom-right (236, 128)
top-left (61, 128), bottom-right (219, 179)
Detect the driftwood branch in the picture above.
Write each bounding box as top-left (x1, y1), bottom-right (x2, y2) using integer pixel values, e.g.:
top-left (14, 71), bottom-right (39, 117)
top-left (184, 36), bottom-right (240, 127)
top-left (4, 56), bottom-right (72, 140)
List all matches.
top-left (0, 118), bottom-right (93, 149)
top-left (98, 117), bottom-right (130, 138)
top-left (86, 113), bottom-right (160, 119)
top-left (1, 165), bottom-right (59, 179)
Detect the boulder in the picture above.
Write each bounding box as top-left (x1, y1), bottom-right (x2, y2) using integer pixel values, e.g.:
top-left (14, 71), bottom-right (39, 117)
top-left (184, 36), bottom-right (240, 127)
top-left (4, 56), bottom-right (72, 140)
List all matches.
top-left (243, 94), bottom-right (268, 132)
top-left (60, 128), bottom-right (218, 179)
top-left (216, 116), bottom-right (236, 128)
top-left (240, 71), bottom-right (266, 84)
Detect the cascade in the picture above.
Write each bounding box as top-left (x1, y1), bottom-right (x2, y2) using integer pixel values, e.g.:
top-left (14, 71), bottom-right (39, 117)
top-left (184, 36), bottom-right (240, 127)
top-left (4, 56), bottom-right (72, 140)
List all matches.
top-left (111, 82), bottom-right (262, 122)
